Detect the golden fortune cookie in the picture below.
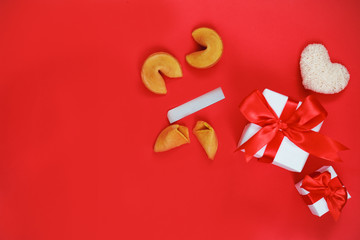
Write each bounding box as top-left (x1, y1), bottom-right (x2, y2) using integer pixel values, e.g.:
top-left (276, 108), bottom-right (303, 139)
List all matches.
top-left (193, 121), bottom-right (218, 160)
top-left (154, 124), bottom-right (190, 152)
top-left (141, 52), bottom-right (182, 94)
top-left (186, 27), bottom-right (223, 69)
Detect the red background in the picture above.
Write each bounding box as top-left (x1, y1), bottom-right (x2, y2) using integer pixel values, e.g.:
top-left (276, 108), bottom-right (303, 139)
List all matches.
top-left (0, 0), bottom-right (359, 239)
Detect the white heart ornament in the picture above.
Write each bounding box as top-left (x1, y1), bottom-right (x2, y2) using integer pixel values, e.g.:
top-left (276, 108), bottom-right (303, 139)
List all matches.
top-left (300, 44), bottom-right (350, 94)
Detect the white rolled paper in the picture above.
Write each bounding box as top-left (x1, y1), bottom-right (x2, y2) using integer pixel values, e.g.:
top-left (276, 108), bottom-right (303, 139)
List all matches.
top-left (167, 87), bottom-right (225, 123)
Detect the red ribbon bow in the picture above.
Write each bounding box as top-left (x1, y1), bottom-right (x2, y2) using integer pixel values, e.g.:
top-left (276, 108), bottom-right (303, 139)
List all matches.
top-left (301, 171), bottom-right (347, 220)
top-left (237, 90), bottom-right (348, 162)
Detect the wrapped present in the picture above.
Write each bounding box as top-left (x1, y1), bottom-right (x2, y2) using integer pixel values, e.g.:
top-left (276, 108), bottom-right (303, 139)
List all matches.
top-left (295, 166), bottom-right (350, 220)
top-left (237, 89), bottom-right (347, 172)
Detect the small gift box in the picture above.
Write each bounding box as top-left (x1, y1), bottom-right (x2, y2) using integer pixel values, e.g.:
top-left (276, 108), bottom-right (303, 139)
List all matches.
top-left (237, 89), bottom-right (347, 172)
top-left (295, 166), bottom-right (350, 220)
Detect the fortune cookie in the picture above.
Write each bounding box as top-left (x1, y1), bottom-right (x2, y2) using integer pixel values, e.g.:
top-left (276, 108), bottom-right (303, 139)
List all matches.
top-left (141, 52), bottom-right (182, 94)
top-left (186, 27), bottom-right (223, 69)
top-left (154, 124), bottom-right (190, 152)
top-left (193, 121), bottom-right (218, 160)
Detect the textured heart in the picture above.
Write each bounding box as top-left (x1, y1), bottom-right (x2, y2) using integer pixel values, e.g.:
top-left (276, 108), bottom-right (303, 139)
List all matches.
top-left (300, 44), bottom-right (350, 94)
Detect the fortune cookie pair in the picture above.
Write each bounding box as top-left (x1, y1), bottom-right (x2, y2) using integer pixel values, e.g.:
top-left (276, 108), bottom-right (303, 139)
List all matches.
top-left (141, 27), bottom-right (223, 94)
top-left (154, 121), bottom-right (218, 160)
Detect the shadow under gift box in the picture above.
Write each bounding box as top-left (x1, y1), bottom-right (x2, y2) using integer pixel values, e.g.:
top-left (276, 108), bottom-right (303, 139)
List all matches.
top-left (237, 89), bottom-right (323, 172)
top-left (295, 166), bottom-right (350, 217)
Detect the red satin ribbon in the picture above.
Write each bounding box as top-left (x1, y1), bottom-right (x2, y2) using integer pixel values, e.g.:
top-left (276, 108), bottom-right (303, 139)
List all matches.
top-left (259, 95), bottom-right (298, 163)
top-left (238, 90), bottom-right (348, 162)
top-left (301, 171), bottom-right (347, 220)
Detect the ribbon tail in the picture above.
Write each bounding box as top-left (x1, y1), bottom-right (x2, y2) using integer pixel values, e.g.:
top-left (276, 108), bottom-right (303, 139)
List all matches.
top-left (327, 198), bottom-right (342, 221)
top-left (237, 125), bottom-right (278, 162)
top-left (287, 130), bottom-right (348, 162)
top-left (330, 207), bottom-right (341, 221)
top-left (234, 147), bottom-right (254, 162)
top-left (244, 153), bottom-right (254, 162)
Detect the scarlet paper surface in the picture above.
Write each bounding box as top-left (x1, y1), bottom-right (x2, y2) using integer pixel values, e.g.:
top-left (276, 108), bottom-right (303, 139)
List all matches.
top-left (0, 0), bottom-right (359, 240)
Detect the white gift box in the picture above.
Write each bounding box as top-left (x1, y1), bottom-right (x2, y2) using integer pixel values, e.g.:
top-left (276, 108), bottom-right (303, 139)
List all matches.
top-left (295, 166), bottom-right (350, 217)
top-left (237, 89), bottom-right (322, 172)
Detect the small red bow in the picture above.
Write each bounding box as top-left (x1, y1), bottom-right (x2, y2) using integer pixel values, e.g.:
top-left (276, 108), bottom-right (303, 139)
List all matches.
top-left (301, 171), bottom-right (347, 220)
top-left (237, 90), bottom-right (348, 162)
